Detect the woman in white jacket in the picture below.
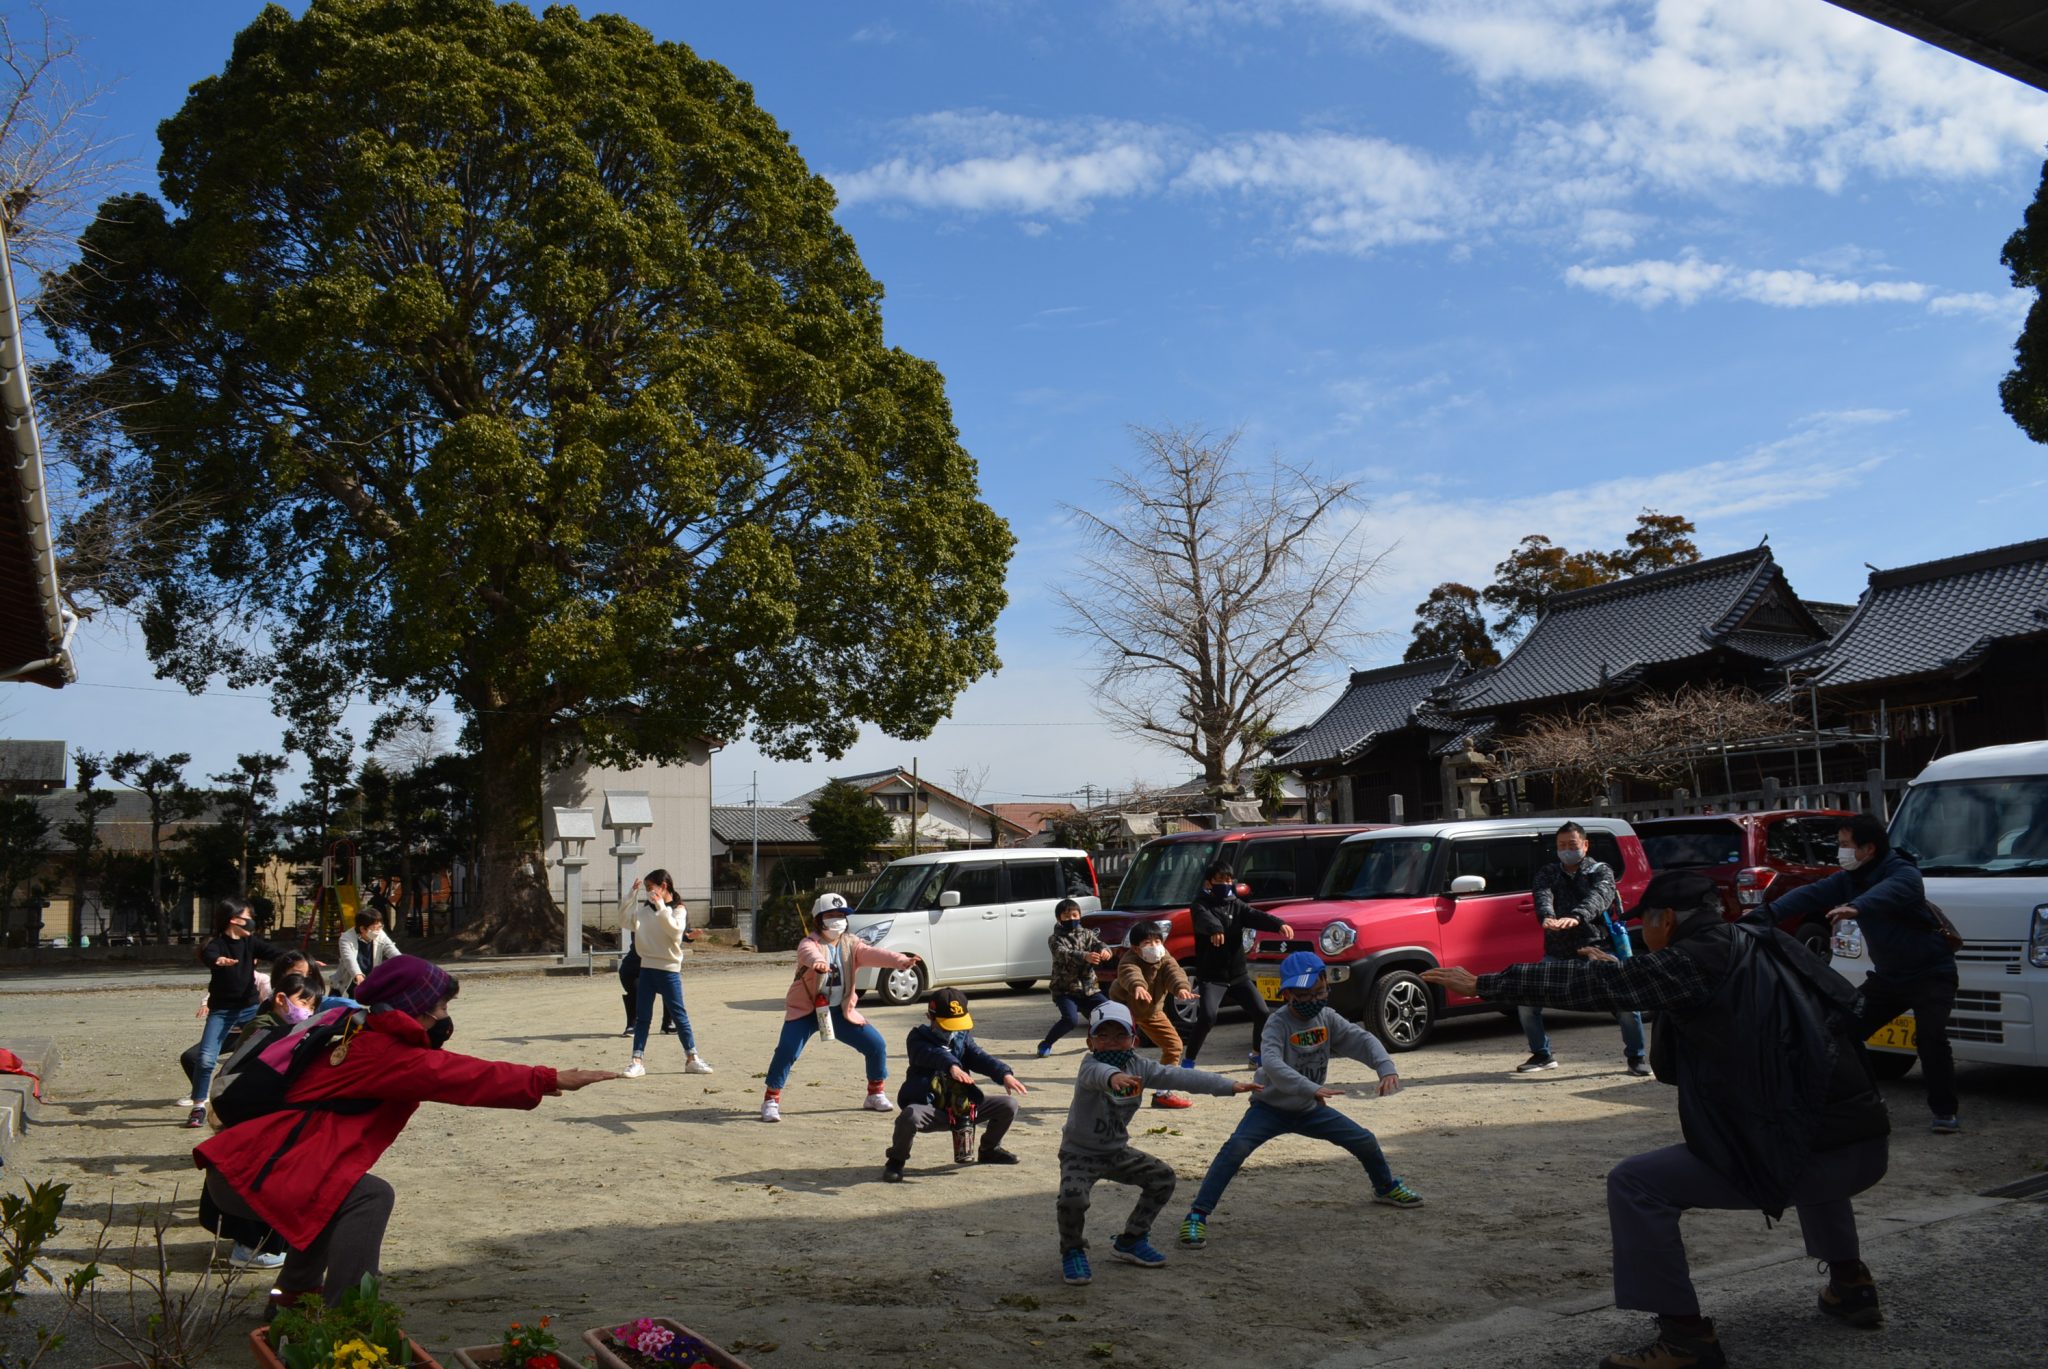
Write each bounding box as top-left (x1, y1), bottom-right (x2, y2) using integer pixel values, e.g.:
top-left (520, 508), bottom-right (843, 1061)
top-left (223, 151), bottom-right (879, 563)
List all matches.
top-left (621, 870), bottom-right (712, 1079)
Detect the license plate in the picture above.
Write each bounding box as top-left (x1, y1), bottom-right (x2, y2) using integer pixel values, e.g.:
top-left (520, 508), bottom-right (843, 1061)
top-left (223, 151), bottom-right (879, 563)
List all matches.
top-left (1255, 977), bottom-right (1282, 1002)
top-left (1867, 1013), bottom-right (1916, 1052)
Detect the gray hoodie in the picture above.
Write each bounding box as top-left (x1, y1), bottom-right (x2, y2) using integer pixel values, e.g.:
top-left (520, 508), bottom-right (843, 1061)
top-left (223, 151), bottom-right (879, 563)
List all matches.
top-left (1061, 1055), bottom-right (1238, 1155)
top-left (1256, 1006), bottom-right (1396, 1113)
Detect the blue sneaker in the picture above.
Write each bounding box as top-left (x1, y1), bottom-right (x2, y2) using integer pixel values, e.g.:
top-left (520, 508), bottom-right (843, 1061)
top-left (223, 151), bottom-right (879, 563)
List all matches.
top-left (1111, 1234), bottom-right (1167, 1268)
top-left (1036, 1044), bottom-right (1053, 1058)
top-left (1177, 1211), bottom-right (1208, 1249)
top-left (1061, 1247), bottom-right (1091, 1285)
top-left (1373, 1180), bottom-right (1424, 1209)
top-left (1247, 1052), bottom-right (1262, 1068)
top-left (1180, 1058), bottom-right (1197, 1069)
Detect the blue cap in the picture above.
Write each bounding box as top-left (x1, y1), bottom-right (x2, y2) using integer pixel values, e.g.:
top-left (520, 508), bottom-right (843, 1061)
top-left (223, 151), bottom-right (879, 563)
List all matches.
top-left (1278, 951), bottom-right (1326, 990)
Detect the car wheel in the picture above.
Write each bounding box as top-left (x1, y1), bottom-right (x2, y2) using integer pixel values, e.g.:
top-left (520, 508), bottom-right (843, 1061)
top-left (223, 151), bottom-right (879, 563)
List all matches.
top-left (1172, 993), bottom-right (1202, 1029)
top-left (1867, 1050), bottom-right (1917, 1081)
top-left (877, 961), bottom-right (928, 1007)
top-left (1005, 978), bottom-right (1038, 992)
top-left (1369, 970), bottom-right (1434, 1052)
top-left (1797, 923), bottom-right (1833, 965)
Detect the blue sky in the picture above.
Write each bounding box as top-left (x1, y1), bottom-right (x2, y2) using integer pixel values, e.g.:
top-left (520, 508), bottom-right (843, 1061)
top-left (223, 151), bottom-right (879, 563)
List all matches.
top-left (8, 0), bottom-right (2048, 814)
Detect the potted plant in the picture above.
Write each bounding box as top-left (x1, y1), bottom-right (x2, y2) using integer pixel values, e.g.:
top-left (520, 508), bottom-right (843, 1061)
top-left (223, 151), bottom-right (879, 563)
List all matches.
top-left (584, 1318), bottom-right (749, 1369)
top-left (252, 1276), bottom-right (439, 1369)
top-left (452, 1316), bottom-right (562, 1369)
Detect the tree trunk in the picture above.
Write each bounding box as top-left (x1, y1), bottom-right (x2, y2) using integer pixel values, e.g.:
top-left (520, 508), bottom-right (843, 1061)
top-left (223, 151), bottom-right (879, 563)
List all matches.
top-left (453, 703), bottom-right (564, 954)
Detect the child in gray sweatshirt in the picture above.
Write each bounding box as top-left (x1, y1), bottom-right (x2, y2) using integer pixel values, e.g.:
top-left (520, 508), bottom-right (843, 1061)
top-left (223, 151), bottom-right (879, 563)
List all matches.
top-left (1178, 951), bottom-right (1423, 1250)
top-left (1056, 1000), bottom-right (1258, 1286)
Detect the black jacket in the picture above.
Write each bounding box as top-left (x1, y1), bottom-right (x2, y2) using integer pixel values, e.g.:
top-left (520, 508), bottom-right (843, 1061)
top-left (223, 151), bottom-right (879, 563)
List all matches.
top-left (1188, 886), bottom-right (1288, 981)
top-left (1763, 851), bottom-right (1954, 985)
top-left (200, 933), bottom-right (289, 1011)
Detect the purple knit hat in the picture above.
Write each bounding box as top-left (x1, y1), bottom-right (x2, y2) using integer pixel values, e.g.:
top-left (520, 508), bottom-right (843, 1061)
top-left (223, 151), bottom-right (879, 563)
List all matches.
top-left (357, 955), bottom-right (454, 1017)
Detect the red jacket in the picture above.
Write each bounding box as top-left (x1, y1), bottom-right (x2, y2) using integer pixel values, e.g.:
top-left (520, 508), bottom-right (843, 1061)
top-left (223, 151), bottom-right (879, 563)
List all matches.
top-left (194, 1011), bottom-right (558, 1249)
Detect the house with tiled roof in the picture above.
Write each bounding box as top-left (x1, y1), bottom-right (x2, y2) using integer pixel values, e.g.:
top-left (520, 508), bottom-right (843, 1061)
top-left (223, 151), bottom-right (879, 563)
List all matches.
top-left (1270, 655), bottom-right (1469, 822)
top-left (784, 767), bottom-right (1029, 850)
top-left (1793, 537), bottom-right (2048, 774)
top-left (989, 802), bottom-right (1076, 844)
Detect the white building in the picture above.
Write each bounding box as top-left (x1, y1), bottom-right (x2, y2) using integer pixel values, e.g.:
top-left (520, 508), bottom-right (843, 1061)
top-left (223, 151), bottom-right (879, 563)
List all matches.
top-left (542, 741), bottom-right (716, 929)
top-left (785, 766), bottom-right (1026, 851)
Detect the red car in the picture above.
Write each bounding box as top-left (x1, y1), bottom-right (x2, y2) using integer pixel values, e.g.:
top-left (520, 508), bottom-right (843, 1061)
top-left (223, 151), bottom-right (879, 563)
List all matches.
top-left (1245, 818), bottom-right (1653, 1051)
top-left (1631, 810), bottom-right (1852, 957)
top-left (1082, 824), bottom-right (1388, 1021)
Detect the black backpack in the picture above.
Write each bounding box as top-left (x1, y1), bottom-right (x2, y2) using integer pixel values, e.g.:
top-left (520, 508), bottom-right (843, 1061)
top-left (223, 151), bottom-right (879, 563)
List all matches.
top-left (210, 1007), bottom-right (381, 1130)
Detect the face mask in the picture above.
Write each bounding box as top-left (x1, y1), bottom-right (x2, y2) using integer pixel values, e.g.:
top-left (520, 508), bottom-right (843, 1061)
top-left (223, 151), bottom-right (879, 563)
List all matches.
top-left (821, 918), bottom-right (847, 937)
top-left (1138, 943), bottom-right (1165, 964)
top-left (284, 1002), bottom-right (313, 1024)
top-left (1056, 919), bottom-right (1081, 933)
top-left (427, 1016), bottom-right (455, 1049)
top-left (1558, 848), bottom-right (1584, 866)
top-left (1290, 995), bottom-right (1328, 1020)
top-left (1837, 846), bottom-right (1862, 871)
top-left (1091, 1047), bottom-right (1137, 1072)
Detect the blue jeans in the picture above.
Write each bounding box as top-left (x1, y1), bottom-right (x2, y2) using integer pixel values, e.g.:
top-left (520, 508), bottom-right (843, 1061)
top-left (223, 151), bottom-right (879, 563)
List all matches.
top-left (1190, 1099), bottom-right (1396, 1215)
top-left (632, 969), bottom-right (696, 1055)
top-left (764, 1008), bottom-right (889, 1090)
top-left (191, 1003), bottom-right (260, 1103)
top-left (1039, 991), bottom-right (1108, 1050)
top-left (1519, 944), bottom-right (1646, 1061)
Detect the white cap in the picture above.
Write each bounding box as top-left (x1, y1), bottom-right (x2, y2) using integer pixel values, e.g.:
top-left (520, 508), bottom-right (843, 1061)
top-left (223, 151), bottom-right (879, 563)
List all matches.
top-left (811, 892), bottom-right (848, 918)
top-left (1089, 1001), bottom-right (1135, 1033)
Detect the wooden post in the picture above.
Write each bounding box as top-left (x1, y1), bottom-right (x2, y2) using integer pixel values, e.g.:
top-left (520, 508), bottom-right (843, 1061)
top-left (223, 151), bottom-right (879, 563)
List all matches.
top-left (1866, 768), bottom-right (1888, 821)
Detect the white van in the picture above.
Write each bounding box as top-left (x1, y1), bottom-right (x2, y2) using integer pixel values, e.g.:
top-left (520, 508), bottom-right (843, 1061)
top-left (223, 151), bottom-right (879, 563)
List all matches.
top-left (1836, 741), bottom-right (2048, 1072)
top-left (844, 849), bottom-right (1102, 1006)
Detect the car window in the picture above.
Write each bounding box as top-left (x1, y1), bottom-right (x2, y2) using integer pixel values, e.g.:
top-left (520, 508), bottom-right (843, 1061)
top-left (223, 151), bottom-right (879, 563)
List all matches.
top-left (1006, 860), bottom-right (1062, 902)
top-left (943, 862), bottom-right (1005, 907)
top-left (1764, 819), bottom-right (1805, 864)
top-left (1058, 856), bottom-right (1097, 897)
top-left (1235, 838), bottom-right (1302, 900)
top-left (1450, 836), bottom-right (1541, 894)
top-left (1588, 831), bottom-right (1628, 880)
top-left (858, 863), bottom-right (945, 912)
top-left (1324, 838), bottom-right (1437, 898)
top-left (1799, 817), bottom-right (1848, 865)
top-left (1638, 821), bottom-right (1743, 869)
top-left (1299, 834), bottom-right (1349, 894)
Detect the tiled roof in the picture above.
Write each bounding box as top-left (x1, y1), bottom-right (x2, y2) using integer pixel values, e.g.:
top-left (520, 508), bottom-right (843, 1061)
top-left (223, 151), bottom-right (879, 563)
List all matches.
top-left (1274, 655), bottom-right (1467, 768)
top-left (1799, 537), bottom-right (2048, 691)
top-left (30, 789), bottom-right (223, 852)
top-left (990, 803), bottom-right (1074, 832)
top-left (709, 806), bottom-right (816, 845)
top-left (0, 739), bottom-right (65, 788)
top-left (1449, 548), bottom-right (1828, 713)
top-left (1801, 600), bottom-right (1857, 638)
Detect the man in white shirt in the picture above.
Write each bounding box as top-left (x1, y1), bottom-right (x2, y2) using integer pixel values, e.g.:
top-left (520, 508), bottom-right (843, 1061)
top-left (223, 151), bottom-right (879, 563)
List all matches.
top-left (338, 909), bottom-right (401, 991)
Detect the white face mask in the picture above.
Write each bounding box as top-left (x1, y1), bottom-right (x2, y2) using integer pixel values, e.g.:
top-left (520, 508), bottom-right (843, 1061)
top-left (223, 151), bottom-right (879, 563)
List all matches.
top-left (1138, 943), bottom-right (1165, 964)
top-left (1837, 846), bottom-right (1862, 871)
top-left (821, 918), bottom-right (847, 937)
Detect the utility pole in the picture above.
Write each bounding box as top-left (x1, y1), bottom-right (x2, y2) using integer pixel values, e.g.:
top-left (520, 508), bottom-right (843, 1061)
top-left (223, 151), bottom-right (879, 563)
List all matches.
top-left (748, 772), bottom-right (760, 949)
top-left (909, 757), bottom-right (919, 856)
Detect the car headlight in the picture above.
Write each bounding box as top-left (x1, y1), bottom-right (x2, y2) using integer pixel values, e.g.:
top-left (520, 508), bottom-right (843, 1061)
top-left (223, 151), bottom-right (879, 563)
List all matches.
top-left (859, 919), bottom-right (895, 944)
top-left (1831, 918), bottom-right (1864, 960)
top-left (1242, 927), bottom-right (1259, 952)
top-left (2030, 904), bottom-right (2048, 969)
top-left (1319, 921), bottom-right (1356, 956)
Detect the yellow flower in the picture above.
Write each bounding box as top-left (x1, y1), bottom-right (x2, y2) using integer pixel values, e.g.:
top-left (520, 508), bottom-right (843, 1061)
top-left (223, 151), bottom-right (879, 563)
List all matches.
top-left (331, 1337), bottom-right (388, 1369)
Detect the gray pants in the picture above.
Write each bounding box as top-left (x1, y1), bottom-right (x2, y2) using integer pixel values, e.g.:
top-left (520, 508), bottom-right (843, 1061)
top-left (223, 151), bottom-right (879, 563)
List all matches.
top-left (205, 1167), bottom-right (395, 1301)
top-left (885, 1094), bottom-right (1018, 1167)
top-left (1056, 1146), bottom-right (1177, 1251)
top-left (1607, 1137), bottom-right (1888, 1316)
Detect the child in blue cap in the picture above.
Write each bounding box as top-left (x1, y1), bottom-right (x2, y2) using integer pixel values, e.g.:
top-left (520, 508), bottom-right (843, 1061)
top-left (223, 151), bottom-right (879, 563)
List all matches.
top-left (1178, 950), bottom-right (1422, 1250)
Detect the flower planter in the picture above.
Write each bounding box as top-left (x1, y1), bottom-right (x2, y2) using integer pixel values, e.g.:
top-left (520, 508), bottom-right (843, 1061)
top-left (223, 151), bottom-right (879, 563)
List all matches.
top-left (584, 1318), bottom-right (751, 1369)
top-left (250, 1326), bottom-right (443, 1369)
top-left (450, 1348), bottom-right (503, 1369)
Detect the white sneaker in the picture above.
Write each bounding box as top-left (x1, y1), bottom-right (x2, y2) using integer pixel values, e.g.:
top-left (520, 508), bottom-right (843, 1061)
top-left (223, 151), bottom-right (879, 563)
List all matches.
top-left (760, 1097), bottom-right (781, 1123)
top-left (862, 1092), bottom-right (896, 1113)
top-left (175, 1097), bottom-right (195, 1109)
top-left (622, 1060), bottom-right (646, 1079)
top-left (229, 1244), bottom-right (286, 1270)
top-left (684, 1056), bottom-right (714, 1075)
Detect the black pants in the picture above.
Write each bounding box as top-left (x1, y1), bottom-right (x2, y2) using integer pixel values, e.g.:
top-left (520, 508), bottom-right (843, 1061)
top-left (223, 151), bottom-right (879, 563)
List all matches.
top-left (1855, 971), bottom-right (1959, 1117)
top-left (205, 1168), bottom-right (394, 1301)
top-left (1181, 975), bottom-right (1270, 1063)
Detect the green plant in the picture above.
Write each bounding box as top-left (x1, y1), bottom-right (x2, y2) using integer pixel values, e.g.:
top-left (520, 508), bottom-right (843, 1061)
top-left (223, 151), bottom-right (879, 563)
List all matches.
top-left (61, 1192), bottom-right (250, 1369)
top-left (497, 1316), bottom-right (560, 1369)
top-left (1, 1180), bottom-right (89, 1369)
top-left (269, 1275), bottom-right (409, 1369)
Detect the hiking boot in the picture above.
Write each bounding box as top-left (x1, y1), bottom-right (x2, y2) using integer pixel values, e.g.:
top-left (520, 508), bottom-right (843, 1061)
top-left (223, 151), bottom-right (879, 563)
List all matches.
top-left (1819, 1263), bottom-right (1883, 1328)
top-left (1110, 1234), bottom-right (1167, 1268)
top-left (1599, 1316), bottom-right (1724, 1369)
top-left (1515, 1054), bottom-right (1558, 1073)
top-left (1372, 1180), bottom-right (1424, 1208)
top-left (1061, 1248), bottom-right (1092, 1285)
top-left (1177, 1212), bottom-right (1208, 1249)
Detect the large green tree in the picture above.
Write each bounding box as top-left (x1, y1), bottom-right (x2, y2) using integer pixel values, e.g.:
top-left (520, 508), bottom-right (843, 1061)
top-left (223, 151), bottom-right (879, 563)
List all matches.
top-left (2002, 155), bottom-right (2048, 444)
top-left (1480, 510), bottom-right (1699, 641)
top-left (45, 0), bottom-right (1009, 947)
top-left (805, 779), bottom-right (893, 875)
top-left (1403, 582), bottom-right (1500, 667)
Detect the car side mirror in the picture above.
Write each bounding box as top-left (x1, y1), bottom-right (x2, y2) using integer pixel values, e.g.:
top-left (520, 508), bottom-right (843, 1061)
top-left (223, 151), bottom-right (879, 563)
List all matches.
top-left (1236, 882), bottom-right (1252, 898)
top-left (938, 890), bottom-right (961, 909)
top-left (1449, 874), bottom-right (1486, 896)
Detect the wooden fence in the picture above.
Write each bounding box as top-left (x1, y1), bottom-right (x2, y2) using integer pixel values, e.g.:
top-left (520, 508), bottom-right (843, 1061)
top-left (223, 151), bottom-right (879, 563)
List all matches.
top-left (1513, 769), bottom-right (1908, 823)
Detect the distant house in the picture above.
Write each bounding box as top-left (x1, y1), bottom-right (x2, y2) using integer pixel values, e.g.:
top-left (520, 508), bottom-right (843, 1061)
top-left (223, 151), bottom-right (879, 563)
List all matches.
top-left (25, 786), bottom-right (233, 943)
top-left (708, 805), bottom-right (820, 900)
top-left (989, 802), bottom-right (1076, 845)
top-left (1270, 655), bottom-right (1469, 823)
top-left (785, 767), bottom-right (1028, 850)
top-left (0, 740), bottom-right (66, 795)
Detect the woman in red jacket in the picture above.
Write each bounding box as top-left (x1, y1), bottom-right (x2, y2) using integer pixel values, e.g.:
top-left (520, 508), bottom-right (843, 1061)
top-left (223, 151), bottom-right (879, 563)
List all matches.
top-left (196, 956), bottom-right (616, 1309)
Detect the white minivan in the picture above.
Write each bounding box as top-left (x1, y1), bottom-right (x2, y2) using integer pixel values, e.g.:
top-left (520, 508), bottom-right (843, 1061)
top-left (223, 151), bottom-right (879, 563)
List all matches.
top-left (1835, 741), bottom-right (2048, 1073)
top-left (844, 849), bottom-right (1102, 1006)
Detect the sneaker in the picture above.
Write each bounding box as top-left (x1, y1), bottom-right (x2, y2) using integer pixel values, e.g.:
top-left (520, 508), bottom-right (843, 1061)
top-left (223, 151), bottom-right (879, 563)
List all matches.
top-left (1247, 1052), bottom-right (1262, 1068)
top-left (1036, 1044), bottom-right (1053, 1058)
top-left (684, 1056), bottom-right (714, 1075)
top-left (1625, 1057), bottom-right (1651, 1078)
top-left (1061, 1248), bottom-right (1092, 1286)
top-left (1110, 1234), bottom-right (1167, 1268)
top-left (1930, 1114), bottom-right (1960, 1134)
top-left (1177, 1212), bottom-right (1208, 1249)
top-left (174, 1097), bottom-right (195, 1109)
top-left (1151, 1091), bottom-right (1193, 1109)
top-left (759, 1097), bottom-right (781, 1123)
top-left (1373, 1180), bottom-right (1425, 1208)
top-left (882, 1165), bottom-right (904, 1183)
top-left (862, 1091), bottom-right (896, 1113)
top-left (1515, 1054), bottom-right (1558, 1073)
top-left (186, 1106), bottom-right (208, 1129)
top-left (229, 1244), bottom-right (286, 1270)
top-left (1180, 1058), bottom-right (1198, 1069)
top-left (659, 1023), bottom-right (678, 1035)
top-left (979, 1146), bottom-right (1020, 1165)
top-left (622, 1060), bottom-right (646, 1079)
top-left (1599, 1316), bottom-right (1724, 1369)
top-left (1818, 1262), bottom-right (1883, 1328)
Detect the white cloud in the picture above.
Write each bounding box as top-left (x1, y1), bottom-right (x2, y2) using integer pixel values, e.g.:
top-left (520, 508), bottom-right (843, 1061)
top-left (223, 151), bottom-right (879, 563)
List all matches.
top-left (1564, 252), bottom-right (2020, 314)
top-left (1177, 132), bottom-right (1475, 252)
top-left (830, 112), bottom-right (1179, 218)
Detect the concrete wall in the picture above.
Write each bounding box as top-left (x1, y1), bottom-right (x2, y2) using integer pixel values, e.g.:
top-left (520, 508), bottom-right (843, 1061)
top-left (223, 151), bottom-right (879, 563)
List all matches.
top-left (543, 742), bottom-right (714, 925)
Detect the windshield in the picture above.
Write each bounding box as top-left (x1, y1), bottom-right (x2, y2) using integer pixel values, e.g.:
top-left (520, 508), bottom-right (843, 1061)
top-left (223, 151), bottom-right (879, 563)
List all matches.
top-left (857, 863), bottom-right (943, 912)
top-left (1113, 840), bottom-right (1220, 910)
top-left (1638, 822), bottom-right (1743, 869)
top-left (1322, 837), bottom-right (1438, 899)
top-left (1891, 777), bottom-right (2048, 877)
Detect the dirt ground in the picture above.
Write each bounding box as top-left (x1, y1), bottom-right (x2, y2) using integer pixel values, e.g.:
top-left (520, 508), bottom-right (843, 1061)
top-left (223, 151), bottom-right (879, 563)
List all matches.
top-left (11, 961), bottom-right (2047, 1369)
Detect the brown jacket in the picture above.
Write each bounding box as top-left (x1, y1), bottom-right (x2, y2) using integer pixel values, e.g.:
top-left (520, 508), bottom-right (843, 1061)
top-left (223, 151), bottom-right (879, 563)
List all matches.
top-left (1112, 948), bottom-right (1191, 1014)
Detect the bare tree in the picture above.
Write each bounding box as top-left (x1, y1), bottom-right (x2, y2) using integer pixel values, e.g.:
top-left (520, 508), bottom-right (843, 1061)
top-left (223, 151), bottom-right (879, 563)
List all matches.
top-left (0, 4), bottom-right (121, 283)
top-left (1056, 425), bottom-right (1384, 794)
top-left (948, 762), bottom-right (993, 846)
top-left (1491, 684), bottom-right (1793, 803)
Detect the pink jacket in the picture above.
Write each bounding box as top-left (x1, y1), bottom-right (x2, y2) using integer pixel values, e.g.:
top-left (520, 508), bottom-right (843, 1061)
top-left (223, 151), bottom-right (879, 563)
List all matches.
top-left (783, 933), bottom-right (914, 1024)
